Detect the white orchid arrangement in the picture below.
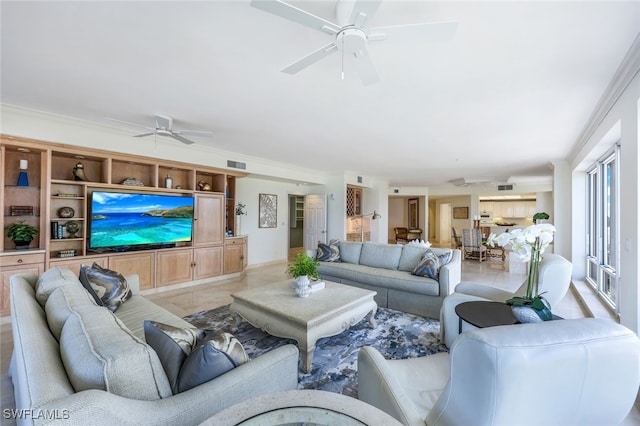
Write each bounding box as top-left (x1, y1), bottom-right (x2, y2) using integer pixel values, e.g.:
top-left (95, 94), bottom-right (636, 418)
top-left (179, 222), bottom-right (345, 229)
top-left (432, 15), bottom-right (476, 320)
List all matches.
top-left (486, 223), bottom-right (555, 263)
top-left (486, 223), bottom-right (556, 314)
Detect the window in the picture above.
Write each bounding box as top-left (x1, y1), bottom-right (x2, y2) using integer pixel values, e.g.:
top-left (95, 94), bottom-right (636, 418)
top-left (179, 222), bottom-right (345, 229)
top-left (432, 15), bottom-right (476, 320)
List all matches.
top-left (585, 146), bottom-right (620, 310)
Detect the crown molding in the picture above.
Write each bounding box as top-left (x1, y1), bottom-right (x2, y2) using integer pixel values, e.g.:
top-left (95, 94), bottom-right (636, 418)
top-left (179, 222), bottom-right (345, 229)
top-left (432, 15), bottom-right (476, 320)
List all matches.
top-left (569, 33), bottom-right (640, 160)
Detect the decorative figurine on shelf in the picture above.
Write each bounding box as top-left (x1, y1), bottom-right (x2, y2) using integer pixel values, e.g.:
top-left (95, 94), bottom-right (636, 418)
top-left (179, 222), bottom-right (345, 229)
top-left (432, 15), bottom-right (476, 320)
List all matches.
top-left (65, 220), bottom-right (80, 238)
top-left (197, 180), bottom-right (211, 191)
top-left (121, 177), bottom-right (144, 186)
top-left (17, 159), bottom-right (29, 186)
top-left (73, 163), bottom-right (89, 181)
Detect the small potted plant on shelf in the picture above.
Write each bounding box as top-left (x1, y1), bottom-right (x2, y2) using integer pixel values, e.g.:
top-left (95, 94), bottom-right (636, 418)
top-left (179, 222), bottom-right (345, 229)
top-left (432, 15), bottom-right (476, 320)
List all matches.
top-left (5, 221), bottom-right (39, 250)
top-left (286, 253), bottom-right (320, 297)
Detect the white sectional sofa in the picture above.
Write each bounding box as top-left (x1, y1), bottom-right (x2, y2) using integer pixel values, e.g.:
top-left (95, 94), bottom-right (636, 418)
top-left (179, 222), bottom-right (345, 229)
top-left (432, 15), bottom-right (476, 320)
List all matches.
top-left (8, 267), bottom-right (299, 426)
top-left (316, 241), bottom-right (461, 319)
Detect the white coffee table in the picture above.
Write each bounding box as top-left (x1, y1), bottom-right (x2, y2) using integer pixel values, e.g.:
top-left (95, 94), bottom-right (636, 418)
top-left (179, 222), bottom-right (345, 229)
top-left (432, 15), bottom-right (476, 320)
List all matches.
top-left (229, 280), bottom-right (377, 373)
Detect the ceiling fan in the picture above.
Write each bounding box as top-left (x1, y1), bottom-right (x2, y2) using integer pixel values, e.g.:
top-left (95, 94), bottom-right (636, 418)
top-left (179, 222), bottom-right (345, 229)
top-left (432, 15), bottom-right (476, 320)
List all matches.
top-left (250, 0), bottom-right (458, 85)
top-left (105, 115), bottom-right (212, 145)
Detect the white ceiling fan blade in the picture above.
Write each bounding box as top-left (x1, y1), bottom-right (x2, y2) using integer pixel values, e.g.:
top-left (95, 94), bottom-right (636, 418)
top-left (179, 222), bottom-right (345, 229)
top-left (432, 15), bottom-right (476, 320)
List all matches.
top-left (282, 43), bottom-right (338, 74)
top-left (251, 0), bottom-right (341, 35)
top-left (169, 134), bottom-right (196, 145)
top-left (175, 129), bottom-right (213, 137)
top-left (368, 21), bottom-right (458, 44)
top-left (351, 49), bottom-right (379, 86)
top-left (349, 0), bottom-right (382, 28)
top-left (105, 117), bottom-right (155, 132)
top-left (133, 132), bottom-right (155, 138)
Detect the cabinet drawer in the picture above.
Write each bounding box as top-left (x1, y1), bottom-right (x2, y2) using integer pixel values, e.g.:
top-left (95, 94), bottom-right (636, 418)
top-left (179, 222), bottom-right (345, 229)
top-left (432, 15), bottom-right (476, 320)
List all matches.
top-left (0, 252), bottom-right (46, 267)
top-left (225, 237), bottom-right (245, 246)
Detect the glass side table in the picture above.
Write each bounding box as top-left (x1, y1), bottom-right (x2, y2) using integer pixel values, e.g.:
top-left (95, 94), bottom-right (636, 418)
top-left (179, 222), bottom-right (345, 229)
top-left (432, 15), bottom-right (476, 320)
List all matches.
top-left (200, 390), bottom-right (403, 426)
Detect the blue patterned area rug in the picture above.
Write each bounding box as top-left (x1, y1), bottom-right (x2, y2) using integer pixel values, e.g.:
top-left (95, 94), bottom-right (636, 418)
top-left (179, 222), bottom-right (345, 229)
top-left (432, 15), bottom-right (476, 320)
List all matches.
top-left (183, 305), bottom-right (448, 398)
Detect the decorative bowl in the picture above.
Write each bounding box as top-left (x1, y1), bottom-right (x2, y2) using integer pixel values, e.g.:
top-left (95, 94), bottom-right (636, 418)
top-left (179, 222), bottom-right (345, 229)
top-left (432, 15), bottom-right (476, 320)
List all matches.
top-left (58, 206), bottom-right (75, 218)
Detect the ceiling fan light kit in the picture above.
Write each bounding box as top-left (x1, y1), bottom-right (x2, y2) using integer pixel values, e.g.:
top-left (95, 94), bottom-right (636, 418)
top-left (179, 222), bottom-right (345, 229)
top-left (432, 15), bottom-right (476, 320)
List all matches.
top-left (250, 0), bottom-right (457, 85)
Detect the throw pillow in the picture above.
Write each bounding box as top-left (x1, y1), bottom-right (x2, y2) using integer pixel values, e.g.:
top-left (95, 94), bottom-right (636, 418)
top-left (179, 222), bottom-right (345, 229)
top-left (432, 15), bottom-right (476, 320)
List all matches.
top-left (436, 248), bottom-right (454, 265)
top-left (176, 335), bottom-right (238, 393)
top-left (144, 321), bottom-right (249, 394)
top-left (412, 249), bottom-right (442, 280)
top-left (79, 263), bottom-right (132, 312)
top-left (316, 239), bottom-right (340, 262)
top-left (144, 320), bottom-right (204, 393)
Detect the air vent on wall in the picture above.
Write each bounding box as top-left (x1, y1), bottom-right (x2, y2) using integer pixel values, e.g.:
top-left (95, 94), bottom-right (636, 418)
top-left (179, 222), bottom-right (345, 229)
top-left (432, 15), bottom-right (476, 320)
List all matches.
top-left (227, 160), bottom-right (246, 170)
top-left (357, 176), bottom-right (363, 184)
top-left (497, 184), bottom-right (514, 191)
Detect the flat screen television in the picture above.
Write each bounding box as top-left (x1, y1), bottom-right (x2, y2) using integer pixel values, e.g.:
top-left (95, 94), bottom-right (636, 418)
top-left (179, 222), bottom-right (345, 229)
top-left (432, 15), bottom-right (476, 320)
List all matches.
top-left (89, 191), bottom-right (194, 250)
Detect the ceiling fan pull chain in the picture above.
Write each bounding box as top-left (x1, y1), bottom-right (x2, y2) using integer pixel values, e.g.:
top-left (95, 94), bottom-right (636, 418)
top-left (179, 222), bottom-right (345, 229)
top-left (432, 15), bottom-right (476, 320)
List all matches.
top-left (341, 35), bottom-right (345, 80)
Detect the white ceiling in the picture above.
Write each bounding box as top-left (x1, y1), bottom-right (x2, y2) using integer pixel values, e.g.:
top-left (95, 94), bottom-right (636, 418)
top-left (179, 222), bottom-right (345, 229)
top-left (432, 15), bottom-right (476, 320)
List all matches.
top-left (2, 1), bottom-right (639, 188)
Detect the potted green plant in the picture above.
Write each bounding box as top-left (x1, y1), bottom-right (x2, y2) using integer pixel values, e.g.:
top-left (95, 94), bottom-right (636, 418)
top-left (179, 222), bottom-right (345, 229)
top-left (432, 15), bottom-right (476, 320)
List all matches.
top-left (533, 212), bottom-right (549, 224)
top-left (287, 253), bottom-right (320, 297)
top-left (5, 221), bottom-right (39, 249)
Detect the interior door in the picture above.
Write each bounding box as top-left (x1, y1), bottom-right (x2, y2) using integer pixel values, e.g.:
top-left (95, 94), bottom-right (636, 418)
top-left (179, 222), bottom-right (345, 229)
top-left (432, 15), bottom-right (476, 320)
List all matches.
top-left (304, 194), bottom-right (327, 252)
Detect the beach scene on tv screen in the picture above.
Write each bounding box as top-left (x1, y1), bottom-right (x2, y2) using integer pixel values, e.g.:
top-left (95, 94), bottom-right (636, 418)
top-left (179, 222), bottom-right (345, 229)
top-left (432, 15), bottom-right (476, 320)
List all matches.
top-left (90, 192), bottom-right (194, 248)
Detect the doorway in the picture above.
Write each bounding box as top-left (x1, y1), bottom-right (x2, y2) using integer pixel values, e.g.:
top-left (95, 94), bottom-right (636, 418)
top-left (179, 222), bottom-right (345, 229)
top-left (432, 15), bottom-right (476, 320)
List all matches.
top-left (288, 195), bottom-right (304, 261)
top-left (439, 203), bottom-right (452, 245)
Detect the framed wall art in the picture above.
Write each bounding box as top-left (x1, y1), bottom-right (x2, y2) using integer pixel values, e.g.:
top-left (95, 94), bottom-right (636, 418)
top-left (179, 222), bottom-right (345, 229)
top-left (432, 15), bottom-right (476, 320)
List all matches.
top-left (452, 206), bottom-right (469, 219)
top-left (408, 198), bottom-right (419, 229)
top-left (259, 193), bottom-right (277, 228)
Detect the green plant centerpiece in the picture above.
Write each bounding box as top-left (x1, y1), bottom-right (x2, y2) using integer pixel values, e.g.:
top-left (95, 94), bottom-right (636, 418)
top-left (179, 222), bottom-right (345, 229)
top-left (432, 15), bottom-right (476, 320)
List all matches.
top-left (287, 253), bottom-right (320, 297)
top-left (486, 223), bottom-right (556, 322)
top-left (287, 252), bottom-right (320, 281)
top-left (5, 221), bottom-right (39, 249)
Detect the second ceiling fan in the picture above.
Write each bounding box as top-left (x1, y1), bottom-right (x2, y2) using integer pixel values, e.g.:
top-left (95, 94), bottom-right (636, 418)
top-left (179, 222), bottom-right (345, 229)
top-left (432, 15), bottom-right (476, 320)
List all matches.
top-left (250, 0), bottom-right (458, 85)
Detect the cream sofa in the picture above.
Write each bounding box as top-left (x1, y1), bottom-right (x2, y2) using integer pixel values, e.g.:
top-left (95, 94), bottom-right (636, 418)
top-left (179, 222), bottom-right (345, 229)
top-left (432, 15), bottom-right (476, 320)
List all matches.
top-left (316, 242), bottom-right (461, 319)
top-left (8, 267), bottom-right (299, 426)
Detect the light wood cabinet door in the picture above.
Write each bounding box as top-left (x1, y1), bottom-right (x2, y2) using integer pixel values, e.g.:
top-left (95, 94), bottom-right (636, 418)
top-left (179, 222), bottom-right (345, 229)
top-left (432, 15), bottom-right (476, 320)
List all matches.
top-left (156, 249), bottom-right (193, 287)
top-left (109, 252), bottom-right (155, 291)
top-left (193, 246), bottom-right (223, 280)
top-left (1, 263), bottom-right (44, 317)
top-left (48, 256), bottom-right (108, 276)
top-left (224, 237), bottom-right (247, 274)
top-left (194, 194), bottom-right (224, 247)
top-left (224, 244), bottom-right (243, 274)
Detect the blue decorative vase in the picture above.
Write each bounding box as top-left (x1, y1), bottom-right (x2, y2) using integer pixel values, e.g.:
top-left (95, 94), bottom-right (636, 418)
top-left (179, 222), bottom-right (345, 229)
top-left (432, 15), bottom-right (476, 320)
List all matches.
top-left (17, 170), bottom-right (29, 187)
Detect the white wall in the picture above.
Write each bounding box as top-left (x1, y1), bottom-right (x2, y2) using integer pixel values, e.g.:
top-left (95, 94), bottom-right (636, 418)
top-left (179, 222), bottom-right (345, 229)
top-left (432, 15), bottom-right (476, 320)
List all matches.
top-left (235, 177), bottom-right (305, 266)
top-left (565, 43), bottom-right (640, 332)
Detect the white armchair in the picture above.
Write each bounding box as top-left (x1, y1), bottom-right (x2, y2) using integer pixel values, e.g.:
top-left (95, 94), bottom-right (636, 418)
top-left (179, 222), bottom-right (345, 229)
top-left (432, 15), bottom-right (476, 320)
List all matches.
top-left (358, 318), bottom-right (640, 426)
top-left (440, 253), bottom-right (572, 348)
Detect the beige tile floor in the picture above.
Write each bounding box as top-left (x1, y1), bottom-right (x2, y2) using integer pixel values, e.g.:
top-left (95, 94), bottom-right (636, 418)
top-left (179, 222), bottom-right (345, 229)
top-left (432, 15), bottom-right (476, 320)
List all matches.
top-left (1, 259), bottom-right (638, 424)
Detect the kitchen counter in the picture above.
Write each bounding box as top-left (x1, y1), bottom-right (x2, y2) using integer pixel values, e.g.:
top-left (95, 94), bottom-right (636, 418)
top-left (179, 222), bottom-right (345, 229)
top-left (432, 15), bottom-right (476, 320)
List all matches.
top-left (490, 226), bottom-right (523, 235)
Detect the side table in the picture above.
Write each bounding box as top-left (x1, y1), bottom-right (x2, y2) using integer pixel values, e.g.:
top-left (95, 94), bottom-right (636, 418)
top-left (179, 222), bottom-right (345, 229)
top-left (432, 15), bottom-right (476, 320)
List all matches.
top-left (200, 390), bottom-right (403, 425)
top-left (455, 301), bottom-right (517, 333)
